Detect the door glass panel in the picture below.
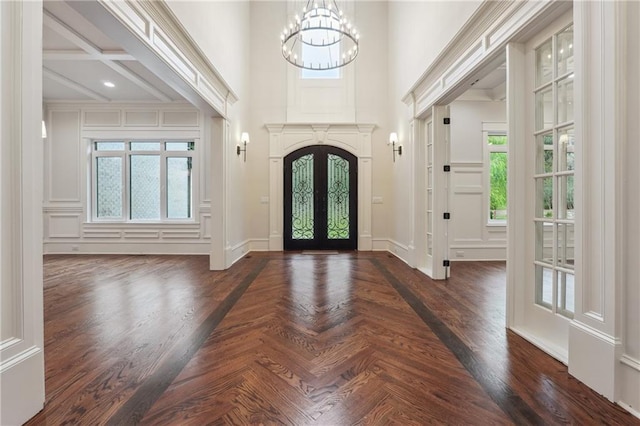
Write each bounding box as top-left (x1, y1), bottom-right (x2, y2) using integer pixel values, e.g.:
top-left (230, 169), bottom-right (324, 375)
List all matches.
top-left (536, 177), bottom-right (553, 218)
top-left (536, 39), bottom-right (553, 86)
top-left (533, 24), bottom-right (574, 318)
top-left (558, 175), bottom-right (575, 219)
top-left (130, 155), bottom-right (160, 220)
top-left (558, 127), bottom-right (575, 171)
top-left (535, 86), bottom-right (553, 131)
top-left (535, 265), bottom-right (554, 307)
top-left (327, 154), bottom-right (350, 239)
top-left (291, 153), bottom-right (314, 239)
top-left (536, 134), bottom-right (554, 174)
top-left (535, 222), bottom-right (554, 265)
top-left (557, 77), bottom-right (574, 124)
top-left (556, 26), bottom-right (574, 76)
top-left (557, 272), bottom-right (575, 314)
top-left (96, 157), bottom-right (122, 218)
top-left (557, 223), bottom-right (574, 270)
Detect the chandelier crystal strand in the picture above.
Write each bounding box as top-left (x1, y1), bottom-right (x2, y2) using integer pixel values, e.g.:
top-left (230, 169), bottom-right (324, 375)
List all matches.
top-left (281, 0), bottom-right (359, 71)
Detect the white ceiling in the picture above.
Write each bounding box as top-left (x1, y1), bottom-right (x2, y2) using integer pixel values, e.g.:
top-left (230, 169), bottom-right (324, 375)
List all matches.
top-left (42, 1), bottom-right (507, 105)
top-left (43, 0), bottom-right (184, 103)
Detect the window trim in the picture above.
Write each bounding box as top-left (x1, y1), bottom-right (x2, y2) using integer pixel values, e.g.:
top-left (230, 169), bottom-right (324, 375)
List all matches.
top-left (90, 139), bottom-right (195, 223)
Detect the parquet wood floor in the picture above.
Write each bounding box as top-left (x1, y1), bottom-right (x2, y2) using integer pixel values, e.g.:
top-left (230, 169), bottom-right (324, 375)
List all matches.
top-left (25, 252), bottom-right (638, 425)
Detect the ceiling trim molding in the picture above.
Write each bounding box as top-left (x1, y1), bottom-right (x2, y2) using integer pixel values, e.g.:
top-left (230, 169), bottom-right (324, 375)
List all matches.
top-left (43, 50), bottom-right (135, 61)
top-left (44, 10), bottom-right (172, 103)
top-left (75, 0), bottom-right (238, 116)
top-left (402, 0), bottom-right (571, 117)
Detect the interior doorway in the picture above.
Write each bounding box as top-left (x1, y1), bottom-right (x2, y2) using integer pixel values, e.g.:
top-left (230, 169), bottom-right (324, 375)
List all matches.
top-left (283, 145), bottom-right (358, 250)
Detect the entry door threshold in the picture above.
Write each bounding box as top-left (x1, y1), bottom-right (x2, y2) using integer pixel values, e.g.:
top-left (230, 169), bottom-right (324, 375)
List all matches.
top-left (301, 250), bottom-right (340, 255)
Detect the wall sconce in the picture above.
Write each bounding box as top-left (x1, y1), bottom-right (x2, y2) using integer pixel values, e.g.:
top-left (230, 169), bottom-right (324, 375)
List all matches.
top-left (389, 132), bottom-right (402, 162)
top-left (237, 132), bottom-right (249, 161)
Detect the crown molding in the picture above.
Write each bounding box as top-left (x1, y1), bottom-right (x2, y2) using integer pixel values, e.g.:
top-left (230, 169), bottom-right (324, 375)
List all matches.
top-left (402, 0), bottom-right (571, 117)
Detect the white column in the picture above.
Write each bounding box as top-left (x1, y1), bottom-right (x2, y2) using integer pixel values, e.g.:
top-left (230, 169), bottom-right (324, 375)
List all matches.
top-left (569, 0), bottom-right (625, 402)
top-left (506, 41), bottom-right (527, 329)
top-left (0, 1), bottom-right (45, 424)
top-left (209, 117), bottom-right (228, 270)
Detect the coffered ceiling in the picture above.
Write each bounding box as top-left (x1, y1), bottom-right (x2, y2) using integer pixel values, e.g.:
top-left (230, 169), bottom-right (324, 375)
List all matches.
top-left (43, 0), bottom-right (184, 103)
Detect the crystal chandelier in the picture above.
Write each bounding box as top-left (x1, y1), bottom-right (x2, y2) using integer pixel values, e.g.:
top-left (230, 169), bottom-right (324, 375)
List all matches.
top-left (280, 0), bottom-right (360, 71)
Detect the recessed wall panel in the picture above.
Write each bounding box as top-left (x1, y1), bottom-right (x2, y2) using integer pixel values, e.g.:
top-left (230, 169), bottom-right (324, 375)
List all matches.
top-left (49, 110), bottom-right (80, 202)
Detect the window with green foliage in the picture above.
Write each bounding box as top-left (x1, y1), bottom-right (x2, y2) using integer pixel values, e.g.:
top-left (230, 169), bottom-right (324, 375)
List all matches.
top-left (92, 140), bottom-right (194, 221)
top-left (487, 134), bottom-right (507, 223)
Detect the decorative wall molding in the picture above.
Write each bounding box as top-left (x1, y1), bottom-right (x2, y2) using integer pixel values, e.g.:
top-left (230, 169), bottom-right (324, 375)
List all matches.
top-left (67, 0), bottom-right (237, 118)
top-left (43, 103), bottom-right (211, 255)
top-left (403, 0), bottom-right (571, 117)
top-left (266, 123), bottom-right (375, 251)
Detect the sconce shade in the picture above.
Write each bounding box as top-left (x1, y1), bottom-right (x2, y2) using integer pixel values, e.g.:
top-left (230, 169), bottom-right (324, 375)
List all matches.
top-left (241, 132), bottom-right (250, 144)
top-left (389, 132), bottom-right (398, 145)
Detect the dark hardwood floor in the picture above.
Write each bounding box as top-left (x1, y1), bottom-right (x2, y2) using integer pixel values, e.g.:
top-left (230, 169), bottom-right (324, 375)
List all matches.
top-left (26, 252), bottom-right (638, 425)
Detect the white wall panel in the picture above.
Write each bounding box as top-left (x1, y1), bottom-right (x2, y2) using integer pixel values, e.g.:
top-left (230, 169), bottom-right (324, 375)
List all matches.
top-left (44, 103), bottom-right (210, 254)
top-left (124, 110), bottom-right (158, 127)
top-left (84, 110), bottom-right (121, 126)
top-left (49, 110), bottom-right (80, 202)
top-left (162, 110), bottom-right (198, 127)
top-left (47, 214), bottom-right (81, 238)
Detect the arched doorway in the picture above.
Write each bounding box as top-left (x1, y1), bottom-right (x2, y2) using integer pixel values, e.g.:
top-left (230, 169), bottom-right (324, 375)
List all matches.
top-left (284, 145), bottom-right (358, 250)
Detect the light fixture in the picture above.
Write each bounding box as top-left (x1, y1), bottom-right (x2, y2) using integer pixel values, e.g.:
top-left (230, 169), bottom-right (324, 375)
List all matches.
top-left (103, 81), bottom-right (115, 88)
top-left (42, 120), bottom-right (47, 139)
top-left (280, 0), bottom-right (360, 71)
top-left (237, 132), bottom-right (250, 161)
top-left (389, 132), bottom-right (402, 162)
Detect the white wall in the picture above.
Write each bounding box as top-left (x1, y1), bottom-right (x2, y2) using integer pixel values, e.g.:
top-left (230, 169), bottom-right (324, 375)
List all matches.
top-left (449, 99), bottom-right (506, 260)
top-left (166, 0), bottom-right (250, 100)
top-left (387, 1), bottom-right (482, 258)
top-left (166, 0), bottom-right (252, 258)
top-left (247, 1), bottom-right (392, 249)
top-left (622, 0), bottom-right (640, 414)
top-left (43, 103), bottom-right (213, 254)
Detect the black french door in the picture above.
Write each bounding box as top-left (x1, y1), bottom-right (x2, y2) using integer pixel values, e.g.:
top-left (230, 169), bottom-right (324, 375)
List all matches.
top-left (284, 146), bottom-right (358, 250)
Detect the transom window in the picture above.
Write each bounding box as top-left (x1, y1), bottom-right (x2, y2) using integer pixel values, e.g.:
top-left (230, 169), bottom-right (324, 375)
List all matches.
top-left (533, 24), bottom-right (575, 317)
top-left (92, 140), bottom-right (194, 222)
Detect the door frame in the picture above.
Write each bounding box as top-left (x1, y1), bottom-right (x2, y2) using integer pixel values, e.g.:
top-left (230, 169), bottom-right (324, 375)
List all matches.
top-left (266, 124), bottom-right (374, 251)
top-left (283, 145), bottom-right (358, 250)
top-left (0, 1), bottom-right (45, 424)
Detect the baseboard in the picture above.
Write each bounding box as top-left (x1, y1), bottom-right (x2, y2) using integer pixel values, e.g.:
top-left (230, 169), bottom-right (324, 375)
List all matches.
top-left (510, 326), bottom-right (568, 364)
top-left (619, 355), bottom-right (640, 418)
top-left (449, 245), bottom-right (506, 261)
top-left (0, 347), bottom-right (44, 425)
top-left (569, 320), bottom-right (622, 401)
top-left (43, 241), bottom-right (210, 255)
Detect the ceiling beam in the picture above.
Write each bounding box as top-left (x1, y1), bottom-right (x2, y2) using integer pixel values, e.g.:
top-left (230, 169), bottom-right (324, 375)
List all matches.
top-left (43, 10), bottom-right (172, 102)
top-left (43, 50), bottom-right (135, 61)
top-left (43, 67), bottom-right (110, 102)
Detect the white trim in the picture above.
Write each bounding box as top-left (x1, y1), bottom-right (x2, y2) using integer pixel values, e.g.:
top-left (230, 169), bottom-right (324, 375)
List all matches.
top-left (43, 241), bottom-right (210, 255)
top-left (510, 326), bottom-right (568, 364)
top-left (621, 354), bottom-right (640, 372)
top-left (266, 123), bottom-right (374, 252)
top-left (404, 1), bottom-right (571, 116)
top-left (66, 1), bottom-right (236, 117)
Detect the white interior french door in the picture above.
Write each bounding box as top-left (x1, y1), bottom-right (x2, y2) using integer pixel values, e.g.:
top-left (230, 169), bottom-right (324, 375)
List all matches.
top-left (508, 11), bottom-right (575, 362)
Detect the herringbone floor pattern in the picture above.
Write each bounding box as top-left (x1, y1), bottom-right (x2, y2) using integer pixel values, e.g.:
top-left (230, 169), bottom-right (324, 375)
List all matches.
top-left (26, 252), bottom-right (638, 425)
